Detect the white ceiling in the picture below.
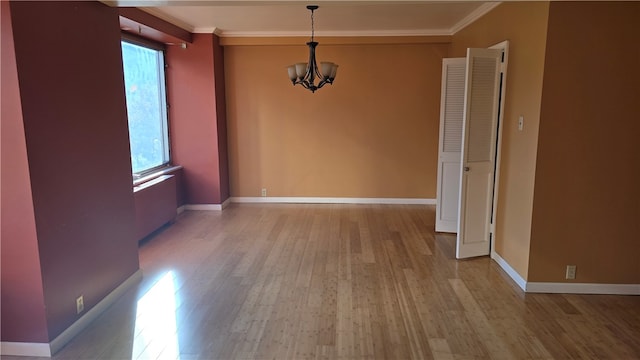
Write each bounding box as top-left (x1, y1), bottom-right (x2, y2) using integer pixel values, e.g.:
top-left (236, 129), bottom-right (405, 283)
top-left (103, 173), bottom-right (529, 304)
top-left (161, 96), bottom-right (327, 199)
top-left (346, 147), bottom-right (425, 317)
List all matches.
top-left (114, 1), bottom-right (500, 37)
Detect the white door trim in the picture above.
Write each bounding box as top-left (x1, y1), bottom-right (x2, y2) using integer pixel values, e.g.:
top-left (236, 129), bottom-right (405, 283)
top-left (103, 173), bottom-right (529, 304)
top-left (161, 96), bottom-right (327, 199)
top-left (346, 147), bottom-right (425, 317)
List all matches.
top-left (488, 40), bottom-right (509, 257)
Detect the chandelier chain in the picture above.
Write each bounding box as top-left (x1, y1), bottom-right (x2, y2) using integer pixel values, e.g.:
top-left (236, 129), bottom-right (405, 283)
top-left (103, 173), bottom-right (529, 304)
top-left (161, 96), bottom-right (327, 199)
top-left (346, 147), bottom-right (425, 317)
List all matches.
top-left (310, 9), bottom-right (315, 42)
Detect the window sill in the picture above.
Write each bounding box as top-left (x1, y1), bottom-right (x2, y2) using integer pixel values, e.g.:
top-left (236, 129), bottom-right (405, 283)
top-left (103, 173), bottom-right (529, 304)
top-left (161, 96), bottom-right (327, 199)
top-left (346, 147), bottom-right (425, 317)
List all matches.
top-left (133, 165), bottom-right (183, 187)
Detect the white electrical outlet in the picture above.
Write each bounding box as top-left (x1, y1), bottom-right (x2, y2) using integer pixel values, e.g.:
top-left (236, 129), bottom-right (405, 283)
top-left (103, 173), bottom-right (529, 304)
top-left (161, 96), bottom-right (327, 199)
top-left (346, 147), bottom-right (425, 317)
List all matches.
top-left (76, 295), bottom-right (84, 314)
top-left (565, 265), bottom-right (576, 280)
top-left (261, 188), bottom-right (267, 197)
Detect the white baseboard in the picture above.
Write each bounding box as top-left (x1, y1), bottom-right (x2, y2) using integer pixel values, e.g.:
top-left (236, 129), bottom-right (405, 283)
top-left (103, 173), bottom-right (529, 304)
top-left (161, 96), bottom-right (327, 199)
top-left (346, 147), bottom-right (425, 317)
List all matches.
top-left (0, 342), bottom-right (51, 357)
top-left (49, 269), bottom-right (143, 354)
top-left (184, 204), bottom-right (222, 211)
top-left (525, 282), bottom-right (640, 295)
top-left (181, 198), bottom-right (434, 210)
top-left (229, 197), bottom-right (436, 205)
top-left (1, 269), bottom-right (143, 357)
top-left (491, 251), bottom-right (527, 291)
top-left (183, 198), bottom-right (231, 211)
top-left (491, 252), bottom-right (640, 295)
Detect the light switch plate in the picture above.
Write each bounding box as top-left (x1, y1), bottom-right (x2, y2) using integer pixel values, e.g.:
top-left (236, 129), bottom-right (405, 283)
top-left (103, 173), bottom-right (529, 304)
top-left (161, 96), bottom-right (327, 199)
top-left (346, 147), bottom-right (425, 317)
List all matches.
top-left (518, 115), bottom-right (524, 131)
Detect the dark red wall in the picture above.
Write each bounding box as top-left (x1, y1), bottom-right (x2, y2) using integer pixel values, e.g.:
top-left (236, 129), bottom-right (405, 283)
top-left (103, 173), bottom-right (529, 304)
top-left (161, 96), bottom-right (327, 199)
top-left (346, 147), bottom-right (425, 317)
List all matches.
top-left (9, 1), bottom-right (139, 340)
top-left (0, 1), bottom-right (49, 343)
top-left (213, 35), bottom-right (230, 201)
top-left (134, 175), bottom-right (177, 240)
top-left (166, 33), bottom-right (229, 205)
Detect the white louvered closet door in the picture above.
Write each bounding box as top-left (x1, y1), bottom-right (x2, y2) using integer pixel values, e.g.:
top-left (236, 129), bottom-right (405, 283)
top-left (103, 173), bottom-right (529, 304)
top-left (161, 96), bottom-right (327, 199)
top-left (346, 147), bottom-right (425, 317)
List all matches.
top-left (456, 48), bottom-right (502, 259)
top-left (436, 58), bottom-right (466, 233)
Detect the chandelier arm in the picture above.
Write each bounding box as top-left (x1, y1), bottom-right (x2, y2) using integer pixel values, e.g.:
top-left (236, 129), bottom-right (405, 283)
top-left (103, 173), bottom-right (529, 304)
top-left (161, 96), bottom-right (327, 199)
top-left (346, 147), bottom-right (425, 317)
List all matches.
top-left (317, 78), bottom-right (331, 89)
top-left (302, 81), bottom-right (317, 93)
top-left (305, 41), bottom-right (318, 87)
top-left (313, 61), bottom-right (324, 80)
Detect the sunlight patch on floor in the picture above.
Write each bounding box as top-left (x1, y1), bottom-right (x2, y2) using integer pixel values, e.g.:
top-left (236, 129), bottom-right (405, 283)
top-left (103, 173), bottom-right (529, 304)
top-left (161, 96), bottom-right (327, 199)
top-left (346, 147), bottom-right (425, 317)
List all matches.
top-left (132, 271), bottom-right (180, 360)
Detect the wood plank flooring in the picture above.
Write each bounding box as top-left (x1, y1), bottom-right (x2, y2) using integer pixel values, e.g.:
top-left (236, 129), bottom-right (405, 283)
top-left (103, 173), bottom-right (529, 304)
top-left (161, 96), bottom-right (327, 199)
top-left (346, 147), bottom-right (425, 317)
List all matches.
top-left (5, 204), bottom-right (639, 359)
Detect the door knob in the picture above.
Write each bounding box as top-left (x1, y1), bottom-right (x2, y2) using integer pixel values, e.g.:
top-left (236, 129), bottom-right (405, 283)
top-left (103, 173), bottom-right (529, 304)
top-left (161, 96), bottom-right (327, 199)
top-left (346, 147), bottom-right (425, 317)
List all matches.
top-left (464, 166), bottom-right (470, 172)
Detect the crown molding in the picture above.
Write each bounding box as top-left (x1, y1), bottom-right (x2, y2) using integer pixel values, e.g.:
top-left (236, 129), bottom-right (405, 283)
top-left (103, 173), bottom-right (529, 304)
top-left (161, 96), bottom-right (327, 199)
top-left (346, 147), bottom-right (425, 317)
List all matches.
top-left (193, 27), bottom-right (223, 35)
top-left (219, 35), bottom-right (452, 46)
top-left (449, 2), bottom-right (501, 35)
top-left (212, 29), bottom-right (453, 37)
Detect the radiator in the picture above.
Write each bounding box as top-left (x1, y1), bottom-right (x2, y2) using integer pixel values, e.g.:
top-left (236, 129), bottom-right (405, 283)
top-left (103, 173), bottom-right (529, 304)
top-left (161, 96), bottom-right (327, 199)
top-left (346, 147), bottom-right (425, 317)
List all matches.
top-left (133, 174), bottom-right (177, 241)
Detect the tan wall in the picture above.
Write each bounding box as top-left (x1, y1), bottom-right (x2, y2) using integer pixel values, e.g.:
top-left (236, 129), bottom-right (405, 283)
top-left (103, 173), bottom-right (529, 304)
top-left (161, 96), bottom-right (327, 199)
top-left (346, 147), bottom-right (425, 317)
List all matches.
top-left (225, 42), bottom-right (447, 198)
top-left (529, 2), bottom-right (640, 283)
top-left (450, 3), bottom-right (550, 279)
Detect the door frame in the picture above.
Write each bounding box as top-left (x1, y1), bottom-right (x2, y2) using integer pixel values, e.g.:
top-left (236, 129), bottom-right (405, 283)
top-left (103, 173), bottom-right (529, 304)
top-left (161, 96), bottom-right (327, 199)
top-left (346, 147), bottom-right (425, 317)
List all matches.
top-left (487, 40), bottom-right (509, 258)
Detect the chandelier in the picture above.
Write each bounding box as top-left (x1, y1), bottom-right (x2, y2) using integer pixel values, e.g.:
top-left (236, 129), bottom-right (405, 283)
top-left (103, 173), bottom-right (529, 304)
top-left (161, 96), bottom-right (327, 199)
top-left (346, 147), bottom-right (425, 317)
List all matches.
top-left (287, 5), bottom-right (338, 93)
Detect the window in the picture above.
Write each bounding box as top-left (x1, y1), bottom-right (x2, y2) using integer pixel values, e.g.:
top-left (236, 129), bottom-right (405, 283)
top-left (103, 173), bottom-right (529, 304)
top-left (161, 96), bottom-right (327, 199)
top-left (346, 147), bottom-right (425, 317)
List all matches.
top-left (121, 39), bottom-right (170, 177)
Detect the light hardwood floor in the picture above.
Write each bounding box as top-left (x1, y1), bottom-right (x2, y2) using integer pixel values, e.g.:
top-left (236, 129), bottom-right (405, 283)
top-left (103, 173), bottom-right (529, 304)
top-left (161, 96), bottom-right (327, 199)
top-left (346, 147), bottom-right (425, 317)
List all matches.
top-left (5, 204), bottom-right (639, 359)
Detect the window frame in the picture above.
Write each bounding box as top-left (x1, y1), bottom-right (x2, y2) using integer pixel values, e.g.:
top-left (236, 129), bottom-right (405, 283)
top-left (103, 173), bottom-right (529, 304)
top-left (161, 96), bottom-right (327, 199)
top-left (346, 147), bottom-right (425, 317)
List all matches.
top-left (121, 33), bottom-right (172, 180)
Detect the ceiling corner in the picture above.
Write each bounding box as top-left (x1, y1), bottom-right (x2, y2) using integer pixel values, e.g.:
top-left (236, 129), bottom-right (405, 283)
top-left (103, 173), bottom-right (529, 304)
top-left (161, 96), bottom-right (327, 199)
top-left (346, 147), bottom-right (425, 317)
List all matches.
top-left (449, 2), bottom-right (501, 35)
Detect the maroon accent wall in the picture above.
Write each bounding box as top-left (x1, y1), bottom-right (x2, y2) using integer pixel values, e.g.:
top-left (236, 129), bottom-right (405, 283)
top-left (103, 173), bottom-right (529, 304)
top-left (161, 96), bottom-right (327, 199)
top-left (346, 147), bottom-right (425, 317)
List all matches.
top-left (0, 1), bottom-right (49, 343)
top-left (119, 7), bottom-right (192, 44)
top-left (134, 175), bottom-right (177, 241)
top-left (9, 1), bottom-right (139, 340)
top-left (166, 33), bottom-right (229, 204)
top-left (174, 167), bottom-right (186, 206)
top-left (213, 35), bottom-right (230, 201)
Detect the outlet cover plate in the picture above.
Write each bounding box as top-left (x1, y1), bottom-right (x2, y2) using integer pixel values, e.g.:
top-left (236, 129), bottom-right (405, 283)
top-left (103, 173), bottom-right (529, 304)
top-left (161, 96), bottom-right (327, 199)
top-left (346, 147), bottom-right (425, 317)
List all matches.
top-left (565, 265), bottom-right (576, 280)
top-left (76, 296), bottom-right (84, 314)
